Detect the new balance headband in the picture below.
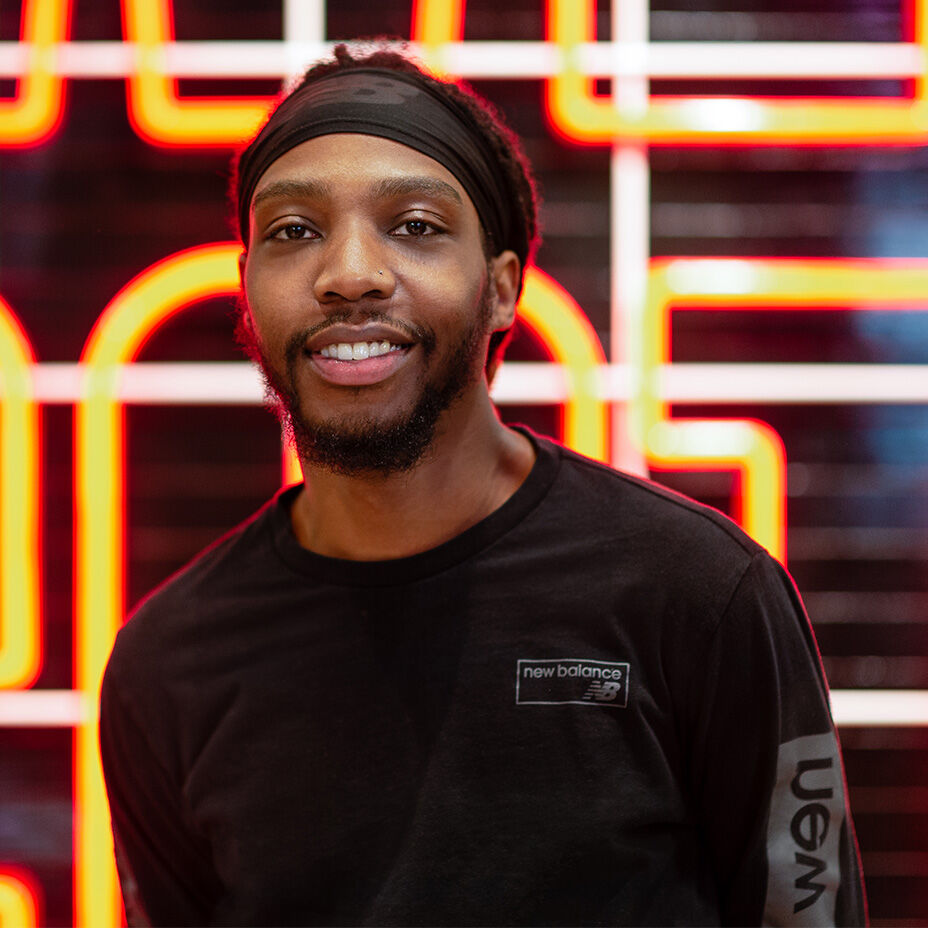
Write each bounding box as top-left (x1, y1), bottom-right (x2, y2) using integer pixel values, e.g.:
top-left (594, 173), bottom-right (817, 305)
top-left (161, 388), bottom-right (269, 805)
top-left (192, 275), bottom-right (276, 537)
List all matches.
top-left (236, 68), bottom-right (525, 265)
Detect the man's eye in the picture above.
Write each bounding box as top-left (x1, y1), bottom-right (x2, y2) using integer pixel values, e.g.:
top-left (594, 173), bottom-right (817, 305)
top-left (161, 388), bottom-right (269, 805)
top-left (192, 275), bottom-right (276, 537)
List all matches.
top-left (395, 219), bottom-right (436, 236)
top-left (272, 223), bottom-right (315, 240)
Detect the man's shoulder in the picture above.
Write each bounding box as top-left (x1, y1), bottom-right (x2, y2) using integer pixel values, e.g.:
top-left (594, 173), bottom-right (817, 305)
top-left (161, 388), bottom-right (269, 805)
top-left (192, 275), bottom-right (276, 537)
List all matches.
top-left (533, 436), bottom-right (786, 644)
top-left (107, 489), bottom-right (291, 680)
top-left (541, 437), bottom-right (764, 564)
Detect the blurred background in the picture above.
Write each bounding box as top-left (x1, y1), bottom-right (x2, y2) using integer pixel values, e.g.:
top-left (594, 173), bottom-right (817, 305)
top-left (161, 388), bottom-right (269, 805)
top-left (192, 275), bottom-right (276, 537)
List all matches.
top-left (0, 0), bottom-right (927, 924)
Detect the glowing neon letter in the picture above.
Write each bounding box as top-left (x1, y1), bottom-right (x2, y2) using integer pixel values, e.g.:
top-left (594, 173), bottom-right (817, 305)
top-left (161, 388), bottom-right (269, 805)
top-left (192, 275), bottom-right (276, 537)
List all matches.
top-left (75, 243), bottom-right (242, 928)
top-left (0, 0), bottom-right (71, 146)
top-left (0, 297), bottom-right (41, 689)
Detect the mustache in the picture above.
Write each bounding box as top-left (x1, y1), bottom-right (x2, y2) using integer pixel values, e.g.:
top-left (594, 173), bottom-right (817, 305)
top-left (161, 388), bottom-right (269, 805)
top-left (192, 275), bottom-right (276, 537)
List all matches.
top-left (283, 310), bottom-right (437, 368)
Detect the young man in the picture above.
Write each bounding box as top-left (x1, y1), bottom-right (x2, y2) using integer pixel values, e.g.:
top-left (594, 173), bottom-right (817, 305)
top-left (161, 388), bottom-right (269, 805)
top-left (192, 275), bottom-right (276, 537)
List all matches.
top-left (100, 45), bottom-right (867, 926)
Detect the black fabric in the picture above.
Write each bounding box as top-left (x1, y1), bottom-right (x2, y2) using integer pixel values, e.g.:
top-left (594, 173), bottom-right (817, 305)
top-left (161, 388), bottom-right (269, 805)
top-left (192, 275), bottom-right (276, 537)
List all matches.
top-left (236, 68), bottom-right (520, 262)
top-left (100, 430), bottom-right (867, 926)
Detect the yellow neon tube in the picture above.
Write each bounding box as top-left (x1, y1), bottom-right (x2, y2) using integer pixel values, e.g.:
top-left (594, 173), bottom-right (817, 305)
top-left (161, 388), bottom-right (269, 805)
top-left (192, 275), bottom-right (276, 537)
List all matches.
top-left (0, 0), bottom-right (71, 146)
top-left (122, 0), bottom-right (271, 146)
top-left (0, 872), bottom-right (39, 928)
top-left (518, 266), bottom-right (608, 462)
top-left (412, 0), bottom-right (465, 76)
top-left (545, 0), bottom-right (928, 146)
top-left (413, 0), bottom-right (464, 44)
top-left (0, 298), bottom-right (41, 689)
top-left (75, 243), bottom-right (242, 928)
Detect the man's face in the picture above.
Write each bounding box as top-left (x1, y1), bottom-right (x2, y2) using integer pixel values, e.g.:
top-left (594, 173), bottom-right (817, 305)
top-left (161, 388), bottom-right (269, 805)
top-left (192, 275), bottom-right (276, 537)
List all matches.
top-left (239, 133), bottom-right (517, 475)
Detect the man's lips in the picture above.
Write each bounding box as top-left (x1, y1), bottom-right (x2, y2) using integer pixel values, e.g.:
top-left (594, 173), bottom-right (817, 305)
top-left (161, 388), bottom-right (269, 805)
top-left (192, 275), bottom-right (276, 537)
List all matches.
top-left (302, 323), bottom-right (416, 387)
top-left (303, 321), bottom-right (417, 355)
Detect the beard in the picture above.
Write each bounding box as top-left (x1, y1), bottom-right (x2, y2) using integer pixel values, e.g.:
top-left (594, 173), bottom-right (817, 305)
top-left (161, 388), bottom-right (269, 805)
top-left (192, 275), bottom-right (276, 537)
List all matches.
top-left (237, 284), bottom-right (494, 477)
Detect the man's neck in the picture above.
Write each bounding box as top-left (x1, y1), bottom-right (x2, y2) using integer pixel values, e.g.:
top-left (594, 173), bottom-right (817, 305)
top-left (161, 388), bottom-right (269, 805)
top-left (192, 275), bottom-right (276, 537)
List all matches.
top-left (289, 396), bottom-right (536, 561)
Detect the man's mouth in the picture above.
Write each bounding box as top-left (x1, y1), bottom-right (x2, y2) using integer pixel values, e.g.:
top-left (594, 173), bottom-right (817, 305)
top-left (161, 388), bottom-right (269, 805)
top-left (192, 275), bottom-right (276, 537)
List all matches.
top-left (299, 322), bottom-right (419, 386)
top-left (316, 340), bottom-right (408, 361)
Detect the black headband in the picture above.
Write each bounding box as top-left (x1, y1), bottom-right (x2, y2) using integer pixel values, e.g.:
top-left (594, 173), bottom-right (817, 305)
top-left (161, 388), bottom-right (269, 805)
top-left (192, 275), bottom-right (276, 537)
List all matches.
top-left (237, 68), bottom-right (524, 266)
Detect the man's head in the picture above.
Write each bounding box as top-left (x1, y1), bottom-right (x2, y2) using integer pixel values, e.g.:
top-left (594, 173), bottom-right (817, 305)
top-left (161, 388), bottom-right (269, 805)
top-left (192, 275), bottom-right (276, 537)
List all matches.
top-left (234, 44), bottom-right (539, 475)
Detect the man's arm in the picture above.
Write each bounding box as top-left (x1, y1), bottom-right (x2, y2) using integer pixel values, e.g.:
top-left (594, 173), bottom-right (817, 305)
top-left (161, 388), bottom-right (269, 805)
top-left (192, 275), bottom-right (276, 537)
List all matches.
top-left (688, 552), bottom-right (867, 926)
top-left (99, 663), bottom-right (221, 926)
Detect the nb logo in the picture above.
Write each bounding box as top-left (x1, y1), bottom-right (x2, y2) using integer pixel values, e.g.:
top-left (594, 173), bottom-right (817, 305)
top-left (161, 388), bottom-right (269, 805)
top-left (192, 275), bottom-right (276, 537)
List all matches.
top-left (582, 681), bottom-right (622, 702)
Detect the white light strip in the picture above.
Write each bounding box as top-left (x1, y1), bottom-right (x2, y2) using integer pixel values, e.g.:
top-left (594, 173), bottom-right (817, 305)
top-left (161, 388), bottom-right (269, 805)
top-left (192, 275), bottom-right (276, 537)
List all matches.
top-left (577, 41), bottom-right (924, 79)
top-left (608, 0), bottom-right (650, 477)
top-left (26, 362), bottom-right (928, 405)
top-left (830, 690), bottom-right (928, 727)
top-left (0, 40), bottom-right (921, 80)
top-left (0, 689), bottom-right (89, 727)
top-left (657, 363), bottom-right (928, 404)
top-left (0, 688), bottom-right (917, 727)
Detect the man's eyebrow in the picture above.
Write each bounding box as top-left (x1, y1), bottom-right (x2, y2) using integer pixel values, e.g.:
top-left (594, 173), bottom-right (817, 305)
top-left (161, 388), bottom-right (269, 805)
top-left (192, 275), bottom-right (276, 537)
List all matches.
top-left (371, 176), bottom-right (463, 205)
top-left (251, 178), bottom-right (332, 211)
top-left (251, 175), bottom-right (464, 212)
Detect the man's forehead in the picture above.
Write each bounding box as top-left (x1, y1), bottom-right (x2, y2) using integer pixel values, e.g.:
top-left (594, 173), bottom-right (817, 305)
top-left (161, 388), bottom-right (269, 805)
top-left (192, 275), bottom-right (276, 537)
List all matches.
top-left (250, 134), bottom-right (469, 209)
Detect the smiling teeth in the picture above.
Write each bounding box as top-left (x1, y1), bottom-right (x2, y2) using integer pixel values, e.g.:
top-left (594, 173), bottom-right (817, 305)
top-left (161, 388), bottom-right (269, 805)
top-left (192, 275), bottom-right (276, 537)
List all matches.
top-left (319, 340), bottom-right (400, 360)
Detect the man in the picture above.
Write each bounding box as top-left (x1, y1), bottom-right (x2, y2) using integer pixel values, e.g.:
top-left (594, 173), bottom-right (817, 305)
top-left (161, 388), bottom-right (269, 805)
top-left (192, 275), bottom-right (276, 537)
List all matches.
top-left (100, 44), bottom-right (867, 926)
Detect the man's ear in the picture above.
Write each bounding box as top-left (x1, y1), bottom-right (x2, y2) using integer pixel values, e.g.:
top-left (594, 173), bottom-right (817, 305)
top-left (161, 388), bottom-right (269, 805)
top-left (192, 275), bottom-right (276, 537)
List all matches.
top-left (236, 250), bottom-right (257, 341)
top-left (489, 250), bottom-right (520, 331)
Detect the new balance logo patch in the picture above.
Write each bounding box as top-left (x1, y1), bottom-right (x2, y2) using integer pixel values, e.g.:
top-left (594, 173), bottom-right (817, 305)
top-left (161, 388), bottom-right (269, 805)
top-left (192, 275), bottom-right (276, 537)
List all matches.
top-left (516, 659), bottom-right (630, 708)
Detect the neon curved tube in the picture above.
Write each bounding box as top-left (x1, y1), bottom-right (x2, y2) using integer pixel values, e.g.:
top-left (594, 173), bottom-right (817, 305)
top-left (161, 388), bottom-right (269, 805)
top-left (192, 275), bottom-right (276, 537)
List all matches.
top-left (517, 266), bottom-right (609, 462)
top-left (75, 243), bottom-right (242, 928)
top-left (0, 871), bottom-right (40, 927)
top-left (0, 0), bottom-right (71, 146)
top-left (0, 298), bottom-right (41, 689)
top-left (121, 0), bottom-right (271, 146)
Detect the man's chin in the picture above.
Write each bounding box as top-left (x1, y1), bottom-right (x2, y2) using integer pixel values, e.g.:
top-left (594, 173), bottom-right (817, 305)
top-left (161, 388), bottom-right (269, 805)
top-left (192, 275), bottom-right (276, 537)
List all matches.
top-left (289, 407), bottom-right (440, 477)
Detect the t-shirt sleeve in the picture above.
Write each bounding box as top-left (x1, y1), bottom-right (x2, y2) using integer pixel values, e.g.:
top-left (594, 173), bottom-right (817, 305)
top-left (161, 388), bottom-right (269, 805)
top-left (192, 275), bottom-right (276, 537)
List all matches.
top-left (688, 551), bottom-right (867, 926)
top-left (99, 658), bottom-right (221, 926)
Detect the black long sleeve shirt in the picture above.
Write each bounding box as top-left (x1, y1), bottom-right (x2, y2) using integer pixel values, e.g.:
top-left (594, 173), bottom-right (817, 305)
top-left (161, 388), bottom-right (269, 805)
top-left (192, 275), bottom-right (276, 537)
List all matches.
top-left (100, 430), bottom-right (867, 926)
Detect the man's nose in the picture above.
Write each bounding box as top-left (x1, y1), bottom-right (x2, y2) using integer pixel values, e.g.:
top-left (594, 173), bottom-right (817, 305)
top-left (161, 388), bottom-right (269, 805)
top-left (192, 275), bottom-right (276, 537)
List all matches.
top-left (313, 225), bottom-right (396, 303)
